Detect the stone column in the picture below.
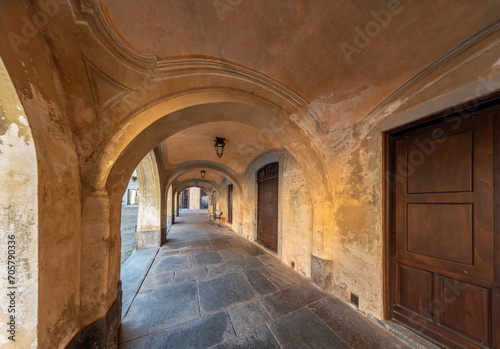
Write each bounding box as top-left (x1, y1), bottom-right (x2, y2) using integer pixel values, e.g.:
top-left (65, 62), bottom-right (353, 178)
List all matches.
top-left (136, 150), bottom-right (163, 249)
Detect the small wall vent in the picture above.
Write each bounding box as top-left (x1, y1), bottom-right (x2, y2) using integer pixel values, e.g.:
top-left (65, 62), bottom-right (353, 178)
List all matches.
top-left (350, 292), bottom-right (359, 308)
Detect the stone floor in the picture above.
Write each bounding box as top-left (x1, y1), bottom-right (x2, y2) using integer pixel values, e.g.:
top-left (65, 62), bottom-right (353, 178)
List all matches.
top-left (119, 210), bottom-right (413, 349)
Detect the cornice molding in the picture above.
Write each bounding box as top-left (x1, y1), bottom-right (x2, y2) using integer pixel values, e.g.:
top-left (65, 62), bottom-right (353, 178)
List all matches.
top-left (71, 0), bottom-right (308, 112)
top-left (365, 19), bottom-right (500, 122)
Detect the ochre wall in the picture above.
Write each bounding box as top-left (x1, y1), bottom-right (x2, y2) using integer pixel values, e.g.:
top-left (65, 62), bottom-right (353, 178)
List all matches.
top-left (0, 3), bottom-right (83, 347)
top-left (0, 59), bottom-right (38, 348)
top-left (0, 1), bottom-right (499, 348)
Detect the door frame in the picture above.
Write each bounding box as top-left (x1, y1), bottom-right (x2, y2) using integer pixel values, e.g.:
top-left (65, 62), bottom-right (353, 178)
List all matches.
top-left (227, 184), bottom-right (233, 224)
top-left (252, 154), bottom-right (284, 257)
top-left (383, 91), bottom-right (500, 347)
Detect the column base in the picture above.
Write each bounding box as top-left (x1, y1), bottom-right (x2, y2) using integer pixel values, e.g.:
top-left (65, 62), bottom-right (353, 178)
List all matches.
top-left (65, 282), bottom-right (122, 349)
top-left (311, 255), bottom-right (333, 293)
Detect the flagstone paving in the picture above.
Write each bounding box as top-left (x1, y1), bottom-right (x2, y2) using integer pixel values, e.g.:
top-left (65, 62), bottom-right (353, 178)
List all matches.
top-left (119, 210), bottom-right (413, 349)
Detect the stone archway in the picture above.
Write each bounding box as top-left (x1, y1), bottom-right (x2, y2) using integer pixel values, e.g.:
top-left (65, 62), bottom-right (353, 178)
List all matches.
top-left (0, 58), bottom-right (38, 348)
top-left (80, 99), bottom-right (334, 334)
top-left (135, 150), bottom-right (164, 249)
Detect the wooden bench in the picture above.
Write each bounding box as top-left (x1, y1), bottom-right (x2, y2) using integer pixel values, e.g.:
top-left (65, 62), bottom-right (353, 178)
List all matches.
top-left (210, 211), bottom-right (222, 223)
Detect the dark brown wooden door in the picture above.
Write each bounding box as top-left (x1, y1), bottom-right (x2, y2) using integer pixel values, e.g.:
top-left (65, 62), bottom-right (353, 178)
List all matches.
top-left (227, 184), bottom-right (233, 224)
top-left (391, 110), bottom-right (499, 349)
top-left (257, 163), bottom-right (279, 251)
top-left (212, 191), bottom-right (217, 214)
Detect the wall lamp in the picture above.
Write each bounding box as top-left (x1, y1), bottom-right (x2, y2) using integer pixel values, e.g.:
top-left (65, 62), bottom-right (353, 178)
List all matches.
top-left (194, 182), bottom-right (199, 187)
top-left (214, 137), bottom-right (225, 158)
top-left (200, 170), bottom-right (206, 178)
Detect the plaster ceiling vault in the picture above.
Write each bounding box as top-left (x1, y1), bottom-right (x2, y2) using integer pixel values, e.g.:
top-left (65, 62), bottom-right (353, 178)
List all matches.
top-left (8, 0), bottom-right (494, 196)
top-left (101, 0), bottom-right (500, 130)
top-left (164, 121), bottom-right (281, 174)
top-left (176, 170), bottom-right (225, 184)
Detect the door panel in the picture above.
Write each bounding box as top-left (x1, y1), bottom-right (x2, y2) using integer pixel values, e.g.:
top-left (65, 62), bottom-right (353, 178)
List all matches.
top-left (398, 265), bottom-right (433, 319)
top-left (228, 184), bottom-right (233, 224)
top-left (438, 276), bottom-right (490, 346)
top-left (257, 175), bottom-right (278, 252)
top-left (212, 191), bottom-right (217, 214)
top-left (406, 203), bottom-right (473, 265)
top-left (407, 131), bottom-right (473, 194)
top-left (391, 112), bottom-right (497, 349)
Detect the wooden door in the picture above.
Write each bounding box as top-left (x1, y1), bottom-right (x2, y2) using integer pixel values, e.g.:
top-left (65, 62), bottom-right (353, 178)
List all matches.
top-left (390, 108), bottom-right (499, 349)
top-left (257, 163), bottom-right (279, 251)
top-left (227, 184), bottom-right (233, 224)
top-left (212, 191), bottom-right (217, 214)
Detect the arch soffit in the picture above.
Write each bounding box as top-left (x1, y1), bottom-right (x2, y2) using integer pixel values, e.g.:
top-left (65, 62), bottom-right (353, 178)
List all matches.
top-left (74, 4), bottom-right (330, 201)
top-left (175, 179), bottom-right (221, 196)
top-left (77, 2), bottom-right (331, 202)
top-left (167, 161), bottom-right (241, 193)
top-left (102, 96), bottom-right (332, 202)
top-left (243, 149), bottom-right (288, 183)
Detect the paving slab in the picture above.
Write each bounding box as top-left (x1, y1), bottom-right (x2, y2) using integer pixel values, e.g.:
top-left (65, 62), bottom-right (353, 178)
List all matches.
top-left (212, 325), bottom-right (280, 349)
top-left (210, 238), bottom-right (231, 245)
top-left (236, 256), bottom-right (264, 270)
top-left (228, 299), bottom-right (272, 335)
top-left (258, 263), bottom-right (308, 290)
top-left (190, 239), bottom-right (213, 248)
top-left (260, 283), bottom-right (326, 319)
top-left (120, 281), bottom-right (199, 342)
top-left (241, 268), bottom-right (278, 296)
top-left (198, 272), bottom-right (256, 314)
top-left (257, 253), bottom-right (279, 265)
top-left (174, 266), bottom-right (208, 283)
top-left (164, 241), bottom-right (191, 250)
top-left (120, 311), bottom-right (235, 349)
top-left (308, 296), bottom-right (413, 349)
top-left (268, 307), bottom-right (350, 349)
top-left (121, 248), bottom-right (158, 318)
top-left (182, 246), bottom-right (209, 254)
top-left (156, 250), bottom-right (180, 257)
top-left (207, 244), bottom-right (230, 252)
top-left (240, 244), bottom-right (267, 256)
top-left (140, 271), bottom-right (173, 292)
top-left (120, 210), bottom-right (412, 349)
top-left (150, 254), bottom-right (191, 274)
top-left (219, 247), bottom-right (252, 261)
top-left (194, 251), bottom-right (224, 265)
top-left (206, 261), bottom-right (242, 276)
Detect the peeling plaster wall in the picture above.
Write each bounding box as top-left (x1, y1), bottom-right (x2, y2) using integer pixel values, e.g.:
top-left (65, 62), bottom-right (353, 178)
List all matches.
top-left (281, 154), bottom-right (313, 278)
top-left (0, 3), bottom-right (83, 345)
top-left (318, 38), bottom-right (500, 319)
top-left (0, 60), bottom-right (38, 348)
top-left (235, 153), bottom-right (313, 278)
top-left (224, 181), bottom-right (242, 235)
top-left (329, 134), bottom-right (384, 317)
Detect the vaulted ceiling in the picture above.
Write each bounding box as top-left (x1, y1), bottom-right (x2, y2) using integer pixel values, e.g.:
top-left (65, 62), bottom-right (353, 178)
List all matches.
top-left (1, 1), bottom-right (498, 192)
top-left (164, 122), bottom-right (280, 174)
top-left (101, 0), bottom-right (500, 130)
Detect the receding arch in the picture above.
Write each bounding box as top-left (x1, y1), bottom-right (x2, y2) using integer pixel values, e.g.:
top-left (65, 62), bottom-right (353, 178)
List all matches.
top-left (135, 149), bottom-right (164, 249)
top-left (100, 95), bottom-right (331, 203)
top-left (167, 161), bottom-right (242, 195)
top-left (175, 179), bottom-right (222, 198)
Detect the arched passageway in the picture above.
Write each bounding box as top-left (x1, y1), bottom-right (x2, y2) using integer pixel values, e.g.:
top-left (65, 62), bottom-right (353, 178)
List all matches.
top-left (1, 1), bottom-right (499, 348)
